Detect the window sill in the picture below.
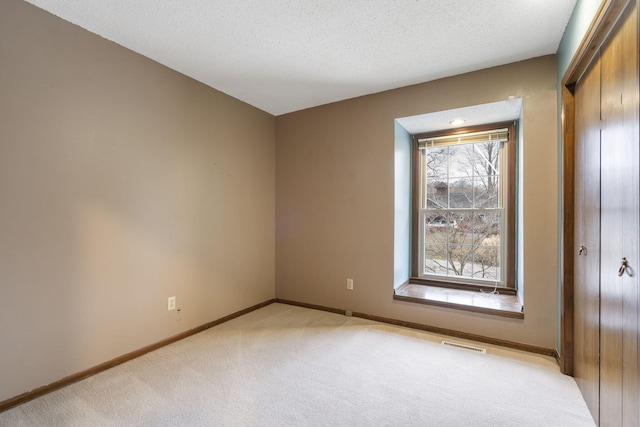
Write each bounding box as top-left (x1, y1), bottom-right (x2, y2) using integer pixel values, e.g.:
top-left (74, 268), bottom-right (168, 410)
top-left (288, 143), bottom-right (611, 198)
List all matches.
top-left (394, 282), bottom-right (524, 319)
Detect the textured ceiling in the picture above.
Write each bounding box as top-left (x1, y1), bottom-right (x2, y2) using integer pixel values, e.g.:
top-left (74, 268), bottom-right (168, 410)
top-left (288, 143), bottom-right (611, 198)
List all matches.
top-left (24, 0), bottom-right (577, 116)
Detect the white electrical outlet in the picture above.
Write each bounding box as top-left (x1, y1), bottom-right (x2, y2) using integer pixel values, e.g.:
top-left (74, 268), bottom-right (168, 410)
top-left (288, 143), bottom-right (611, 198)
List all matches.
top-left (168, 296), bottom-right (176, 311)
top-left (346, 279), bottom-right (353, 290)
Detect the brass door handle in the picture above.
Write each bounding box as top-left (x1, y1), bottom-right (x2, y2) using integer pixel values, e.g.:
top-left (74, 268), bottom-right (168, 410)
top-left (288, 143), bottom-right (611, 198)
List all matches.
top-left (618, 257), bottom-right (631, 277)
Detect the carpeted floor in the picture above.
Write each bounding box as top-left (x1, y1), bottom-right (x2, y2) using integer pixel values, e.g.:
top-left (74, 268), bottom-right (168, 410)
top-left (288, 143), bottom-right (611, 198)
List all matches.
top-left (0, 303), bottom-right (595, 426)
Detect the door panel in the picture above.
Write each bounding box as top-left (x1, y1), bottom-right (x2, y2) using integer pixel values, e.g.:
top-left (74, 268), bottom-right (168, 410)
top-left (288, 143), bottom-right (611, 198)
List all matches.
top-left (599, 3), bottom-right (639, 426)
top-left (573, 55), bottom-right (602, 423)
top-left (600, 12), bottom-right (624, 424)
top-left (619, 4), bottom-right (639, 427)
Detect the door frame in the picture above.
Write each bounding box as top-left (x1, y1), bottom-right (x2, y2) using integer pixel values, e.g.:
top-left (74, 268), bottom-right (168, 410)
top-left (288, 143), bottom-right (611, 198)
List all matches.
top-left (560, 0), bottom-right (632, 376)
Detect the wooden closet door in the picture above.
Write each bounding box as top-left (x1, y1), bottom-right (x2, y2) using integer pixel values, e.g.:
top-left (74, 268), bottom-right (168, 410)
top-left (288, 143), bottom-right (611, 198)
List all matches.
top-left (619, 6), bottom-right (639, 425)
top-left (599, 2), bottom-right (639, 426)
top-left (573, 54), bottom-right (602, 423)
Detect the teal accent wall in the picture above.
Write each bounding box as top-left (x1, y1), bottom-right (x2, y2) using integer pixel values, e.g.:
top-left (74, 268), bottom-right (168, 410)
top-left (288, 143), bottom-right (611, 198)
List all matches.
top-left (394, 122), bottom-right (412, 288)
top-left (557, 1), bottom-right (603, 79)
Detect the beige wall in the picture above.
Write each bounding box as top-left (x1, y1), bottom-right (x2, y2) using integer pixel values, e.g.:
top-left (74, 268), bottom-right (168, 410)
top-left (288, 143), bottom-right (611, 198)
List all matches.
top-left (276, 55), bottom-right (558, 349)
top-left (0, 0), bottom-right (275, 402)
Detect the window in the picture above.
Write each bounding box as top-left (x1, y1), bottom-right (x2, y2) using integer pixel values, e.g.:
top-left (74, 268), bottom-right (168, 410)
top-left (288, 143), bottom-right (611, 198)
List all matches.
top-left (411, 122), bottom-right (516, 291)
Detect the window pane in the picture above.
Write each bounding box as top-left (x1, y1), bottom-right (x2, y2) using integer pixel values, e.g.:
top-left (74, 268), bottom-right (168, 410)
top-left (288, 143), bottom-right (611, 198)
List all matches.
top-left (447, 144), bottom-right (473, 179)
top-left (473, 245), bottom-right (500, 280)
top-left (424, 214), bottom-right (448, 244)
top-left (447, 244), bottom-right (474, 276)
top-left (422, 210), bottom-right (503, 281)
top-left (447, 212), bottom-right (469, 243)
top-left (425, 147), bottom-right (448, 179)
top-left (474, 177), bottom-right (499, 208)
top-left (426, 182), bottom-right (448, 208)
top-left (424, 244), bottom-right (447, 275)
top-left (425, 142), bottom-right (502, 211)
top-left (473, 211), bottom-right (501, 237)
top-left (449, 178), bottom-right (473, 208)
top-left (472, 212), bottom-right (501, 280)
top-left (474, 142), bottom-right (501, 176)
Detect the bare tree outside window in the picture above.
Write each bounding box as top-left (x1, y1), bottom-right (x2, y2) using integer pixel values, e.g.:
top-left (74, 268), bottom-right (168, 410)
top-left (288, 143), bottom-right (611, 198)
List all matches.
top-left (422, 140), bottom-right (503, 282)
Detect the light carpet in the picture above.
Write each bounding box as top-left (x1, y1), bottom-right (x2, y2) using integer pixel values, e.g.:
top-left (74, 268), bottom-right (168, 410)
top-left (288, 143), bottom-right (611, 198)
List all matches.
top-left (0, 303), bottom-right (595, 426)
